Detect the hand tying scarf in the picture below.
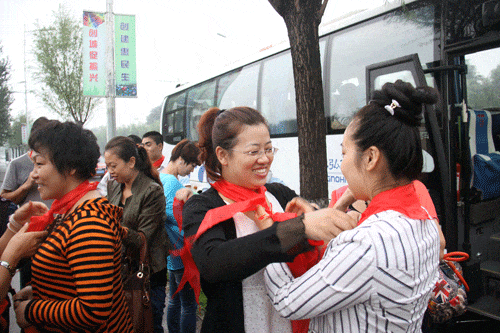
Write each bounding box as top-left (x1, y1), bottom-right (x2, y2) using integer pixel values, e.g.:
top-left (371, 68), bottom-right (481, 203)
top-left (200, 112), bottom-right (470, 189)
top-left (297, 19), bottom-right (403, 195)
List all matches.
top-left (28, 180), bottom-right (98, 232)
top-left (171, 180), bottom-right (322, 333)
top-left (152, 155), bottom-right (165, 169)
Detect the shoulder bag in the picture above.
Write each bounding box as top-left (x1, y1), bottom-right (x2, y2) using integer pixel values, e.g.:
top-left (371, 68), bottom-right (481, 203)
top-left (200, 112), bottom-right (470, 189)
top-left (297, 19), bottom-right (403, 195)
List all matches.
top-left (123, 232), bottom-right (154, 333)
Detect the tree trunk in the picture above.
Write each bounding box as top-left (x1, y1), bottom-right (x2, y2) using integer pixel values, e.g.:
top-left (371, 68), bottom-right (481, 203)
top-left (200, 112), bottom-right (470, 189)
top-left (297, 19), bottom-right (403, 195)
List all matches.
top-left (270, 0), bottom-right (328, 201)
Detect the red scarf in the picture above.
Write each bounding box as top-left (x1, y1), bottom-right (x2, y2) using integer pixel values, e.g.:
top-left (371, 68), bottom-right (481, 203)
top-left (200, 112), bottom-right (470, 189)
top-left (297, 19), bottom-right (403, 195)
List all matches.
top-left (152, 155), bottom-right (165, 169)
top-left (28, 180), bottom-right (98, 232)
top-left (172, 180), bottom-right (322, 333)
top-left (358, 182), bottom-right (430, 225)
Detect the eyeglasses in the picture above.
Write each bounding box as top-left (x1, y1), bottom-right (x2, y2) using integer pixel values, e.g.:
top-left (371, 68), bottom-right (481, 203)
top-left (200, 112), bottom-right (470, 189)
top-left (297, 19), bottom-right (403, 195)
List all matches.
top-left (230, 147), bottom-right (279, 158)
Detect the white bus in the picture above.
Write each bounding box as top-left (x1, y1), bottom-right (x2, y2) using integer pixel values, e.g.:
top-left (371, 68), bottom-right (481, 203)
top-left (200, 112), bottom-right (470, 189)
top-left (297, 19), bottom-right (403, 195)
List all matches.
top-left (160, 0), bottom-right (500, 326)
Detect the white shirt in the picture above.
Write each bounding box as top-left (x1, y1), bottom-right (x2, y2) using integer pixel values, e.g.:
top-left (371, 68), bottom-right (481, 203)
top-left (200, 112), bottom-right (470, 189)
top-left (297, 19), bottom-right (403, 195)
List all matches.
top-left (265, 210), bottom-right (440, 333)
top-left (230, 192), bottom-right (292, 333)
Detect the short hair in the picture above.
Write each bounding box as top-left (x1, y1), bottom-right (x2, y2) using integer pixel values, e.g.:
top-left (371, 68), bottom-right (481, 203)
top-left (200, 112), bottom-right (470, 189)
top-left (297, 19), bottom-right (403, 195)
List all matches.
top-left (197, 106), bottom-right (268, 181)
top-left (29, 117), bottom-right (50, 141)
top-left (170, 139), bottom-right (201, 166)
top-left (127, 134), bottom-right (142, 145)
top-left (352, 80), bottom-right (439, 181)
top-left (28, 120), bottom-right (100, 180)
top-left (142, 131), bottom-right (163, 145)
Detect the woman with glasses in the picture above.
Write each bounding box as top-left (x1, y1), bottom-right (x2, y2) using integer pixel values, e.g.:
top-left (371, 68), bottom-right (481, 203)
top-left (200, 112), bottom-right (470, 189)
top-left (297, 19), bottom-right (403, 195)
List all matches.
top-left (182, 106), bottom-right (355, 333)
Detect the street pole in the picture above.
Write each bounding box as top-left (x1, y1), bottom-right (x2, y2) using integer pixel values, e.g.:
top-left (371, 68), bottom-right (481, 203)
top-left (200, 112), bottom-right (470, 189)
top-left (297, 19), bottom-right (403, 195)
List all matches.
top-left (106, 0), bottom-right (116, 141)
top-left (23, 25), bottom-right (29, 134)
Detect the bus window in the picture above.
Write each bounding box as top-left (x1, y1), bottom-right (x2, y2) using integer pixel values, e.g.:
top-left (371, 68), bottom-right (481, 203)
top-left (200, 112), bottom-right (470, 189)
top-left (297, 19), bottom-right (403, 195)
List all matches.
top-left (327, 2), bottom-right (437, 131)
top-left (261, 51), bottom-right (297, 136)
top-left (465, 48), bottom-right (500, 111)
top-left (162, 92), bottom-right (186, 143)
top-left (186, 80), bottom-right (216, 142)
top-left (218, 63), bottom-right (259, 110)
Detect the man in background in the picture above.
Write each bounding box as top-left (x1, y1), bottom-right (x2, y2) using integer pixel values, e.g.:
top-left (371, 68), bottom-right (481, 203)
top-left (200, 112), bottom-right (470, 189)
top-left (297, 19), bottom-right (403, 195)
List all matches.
top-left (142, 131), bottom-right (166, 171)
top-left (0, 116), bottom-right (52, 288)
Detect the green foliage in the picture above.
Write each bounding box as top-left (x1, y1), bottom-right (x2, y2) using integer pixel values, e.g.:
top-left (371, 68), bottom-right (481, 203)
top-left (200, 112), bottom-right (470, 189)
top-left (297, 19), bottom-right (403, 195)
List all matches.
top-left (467, 63), bottom-right (500, 110)
top-left (146, 105), bottom-right (162, 124)
top-left (7, 114), bottom-right (26, 147)
top-left (31, 4), bottom-right (100, 125)
top-left (0, 45), bottom-right (13, 145)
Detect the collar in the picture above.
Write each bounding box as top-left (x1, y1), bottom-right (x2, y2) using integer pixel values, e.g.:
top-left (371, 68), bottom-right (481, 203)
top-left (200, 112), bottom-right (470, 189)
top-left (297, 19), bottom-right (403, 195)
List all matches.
top-left (358, 182), bottom-right (430, 225)
top-left (153, 155), bottom-right (165, 169)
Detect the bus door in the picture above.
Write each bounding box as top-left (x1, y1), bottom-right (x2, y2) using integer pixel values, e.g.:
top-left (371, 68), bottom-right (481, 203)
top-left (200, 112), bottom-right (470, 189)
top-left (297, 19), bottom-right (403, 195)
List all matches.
top-left (365, 54), bottom-right (455, 250)
top-left (445, 47), bottom-right (500, 320)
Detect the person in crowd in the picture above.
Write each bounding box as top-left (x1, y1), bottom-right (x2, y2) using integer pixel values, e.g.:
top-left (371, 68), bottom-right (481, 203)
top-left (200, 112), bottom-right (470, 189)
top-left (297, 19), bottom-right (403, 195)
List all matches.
top-left (182, 106), bottom-right (356, 333)
top-left (12, 120), bottom-right (133, 332)
top-left (1, 117), bottom-right (52, 288)
top-left (98, 134), bottom-right (142, 196)
top-left (160, 139), bottom-right (200, 333)
top-left (105, 136), bottom-right (171, 333)
top-left (263, 80), bottom-right (441, 332)
top-left (142, 131), bottom-right (167, 171)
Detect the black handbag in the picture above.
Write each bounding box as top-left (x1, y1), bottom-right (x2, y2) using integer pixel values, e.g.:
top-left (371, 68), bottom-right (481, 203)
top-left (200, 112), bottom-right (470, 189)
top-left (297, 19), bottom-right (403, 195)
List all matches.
top-left (123, 232), bottom-right (154, 333)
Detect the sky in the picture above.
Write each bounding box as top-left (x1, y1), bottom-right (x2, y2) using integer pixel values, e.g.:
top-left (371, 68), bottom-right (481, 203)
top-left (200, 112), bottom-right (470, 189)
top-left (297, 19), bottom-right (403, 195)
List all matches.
top-left (6, 0), bottom-right (494, 131)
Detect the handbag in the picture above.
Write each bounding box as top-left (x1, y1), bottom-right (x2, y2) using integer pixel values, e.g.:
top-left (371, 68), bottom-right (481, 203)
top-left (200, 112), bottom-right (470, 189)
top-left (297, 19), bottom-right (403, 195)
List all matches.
top-left (123, 232), bottom-right (154, 333)
top-left (427, 252), bottom-right (470, 323)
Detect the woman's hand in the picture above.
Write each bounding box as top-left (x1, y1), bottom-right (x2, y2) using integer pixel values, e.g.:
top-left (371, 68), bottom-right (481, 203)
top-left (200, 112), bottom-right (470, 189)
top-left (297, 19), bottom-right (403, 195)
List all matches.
top-left (332, 187), bottom-right (357, 212)
top-left (285, 197), bottom-right (316, 215)
top-left (14, 285), bottom-right (33, 328)
top-left (1, 224), bottom-right (47, 267)
top-left (14, 299), bottom-right (31, 328)
top-left (254, 205), bottom-right (274, 230)
top-left (175, 188), bottom-right (193, 202)
top-left (302, 208), bottom-right (358, 243)
top-left (13, 201), bottom-right (49, 225)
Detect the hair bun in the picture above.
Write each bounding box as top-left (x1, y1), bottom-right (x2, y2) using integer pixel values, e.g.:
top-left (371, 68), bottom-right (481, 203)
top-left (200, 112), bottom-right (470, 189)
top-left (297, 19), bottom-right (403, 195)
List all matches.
top-left (375, 80), bottom-right (439, 127)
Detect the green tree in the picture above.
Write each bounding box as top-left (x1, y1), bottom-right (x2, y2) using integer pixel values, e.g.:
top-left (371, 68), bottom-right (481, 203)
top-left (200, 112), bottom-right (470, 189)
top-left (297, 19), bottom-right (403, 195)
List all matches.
top-left (146, 105), bottom-right (162, 124)
top-left (7, 114), bottom-right (26, 147)
top-left (0, 44), bottom-right (13, 145)
top-left (31, 5), bottom-right (100, 125)
top-left (269, 0), bottom-right (329, 201)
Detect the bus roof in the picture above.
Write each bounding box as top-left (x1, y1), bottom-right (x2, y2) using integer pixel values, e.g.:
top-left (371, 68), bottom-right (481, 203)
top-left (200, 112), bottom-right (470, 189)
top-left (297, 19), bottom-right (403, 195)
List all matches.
top-left (161, 0), bottom-right (419, 102)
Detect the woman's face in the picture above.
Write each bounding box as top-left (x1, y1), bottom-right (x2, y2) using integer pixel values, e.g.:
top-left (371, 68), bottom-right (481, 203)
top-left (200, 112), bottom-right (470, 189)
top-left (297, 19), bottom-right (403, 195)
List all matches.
top-left (104, 150), bottom-right (136, 184)
top-left (31, 150), bottom-right (71, 200)
top-left (220, 123), bottom-right (274, 190)
top-left (340, 122), bottom-right (366, 200)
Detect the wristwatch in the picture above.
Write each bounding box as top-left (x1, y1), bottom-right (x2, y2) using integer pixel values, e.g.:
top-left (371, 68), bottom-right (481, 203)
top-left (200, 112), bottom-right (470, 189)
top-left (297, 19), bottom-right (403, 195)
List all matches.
top-left (0, 261), bottom-right (16, 277)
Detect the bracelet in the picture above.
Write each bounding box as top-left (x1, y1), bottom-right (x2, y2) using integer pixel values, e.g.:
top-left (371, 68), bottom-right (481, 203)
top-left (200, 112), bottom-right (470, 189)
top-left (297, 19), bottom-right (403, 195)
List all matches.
top-left (7, 223), bottom-right (20, 233)
top-left (9, 214), bottom-right (23, 231)
top-left (0, 261), bottom-right (16, 277)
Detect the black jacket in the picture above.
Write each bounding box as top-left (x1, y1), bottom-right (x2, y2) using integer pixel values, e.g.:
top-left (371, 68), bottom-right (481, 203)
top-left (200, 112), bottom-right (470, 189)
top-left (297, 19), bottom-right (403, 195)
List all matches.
top-left (183, 183), bottom-right (310, 333)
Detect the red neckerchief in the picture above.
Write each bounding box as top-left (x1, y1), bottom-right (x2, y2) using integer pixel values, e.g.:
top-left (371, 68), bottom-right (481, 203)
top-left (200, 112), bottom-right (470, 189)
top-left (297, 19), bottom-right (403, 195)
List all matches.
top-left (152, 155), bottom-right (165, 169)
top-left (28, 180), bottom-right (98, 232)
top-left (172, 180), bottom-right (322, 333)
top-left (358, 182), bottom-right (430, 226)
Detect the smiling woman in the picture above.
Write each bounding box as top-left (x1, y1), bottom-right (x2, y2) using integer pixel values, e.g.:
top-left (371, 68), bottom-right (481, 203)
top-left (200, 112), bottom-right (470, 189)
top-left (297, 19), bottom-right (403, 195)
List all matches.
top-left (181, 106), bottom-right (356, 333)
top-left (12, 120), bottom-right (133, 332)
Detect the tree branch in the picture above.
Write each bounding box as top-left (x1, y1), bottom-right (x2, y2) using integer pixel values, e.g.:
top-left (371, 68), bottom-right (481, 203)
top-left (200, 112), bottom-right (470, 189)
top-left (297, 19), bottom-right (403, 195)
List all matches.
top-left (318, 0), bottom-right (329, 20)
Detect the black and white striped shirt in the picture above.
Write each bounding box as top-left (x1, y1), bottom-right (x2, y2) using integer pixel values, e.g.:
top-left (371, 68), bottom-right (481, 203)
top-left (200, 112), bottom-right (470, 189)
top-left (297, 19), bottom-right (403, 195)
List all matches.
top-left (265, 210), bottom-right (440, 333)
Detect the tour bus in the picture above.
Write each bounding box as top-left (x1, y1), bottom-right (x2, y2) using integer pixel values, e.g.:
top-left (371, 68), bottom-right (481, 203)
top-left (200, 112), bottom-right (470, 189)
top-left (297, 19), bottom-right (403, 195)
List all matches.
top-left (160, 0), bottom-right (500, 326)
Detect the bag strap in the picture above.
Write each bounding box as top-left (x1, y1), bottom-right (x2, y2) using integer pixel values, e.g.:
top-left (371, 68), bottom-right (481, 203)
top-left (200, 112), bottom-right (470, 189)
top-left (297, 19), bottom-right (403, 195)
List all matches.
top-left (138, 232), bottom-right (148, 265)
top-left (443, 251), bottom-right (470, 292)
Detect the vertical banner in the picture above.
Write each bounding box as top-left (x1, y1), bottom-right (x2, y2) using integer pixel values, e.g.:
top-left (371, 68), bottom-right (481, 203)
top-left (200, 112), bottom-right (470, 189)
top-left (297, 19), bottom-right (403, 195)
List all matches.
top-left (82, 12), bottom-right (107, 96)
top-left (114, 15), bottom-right (137, 97)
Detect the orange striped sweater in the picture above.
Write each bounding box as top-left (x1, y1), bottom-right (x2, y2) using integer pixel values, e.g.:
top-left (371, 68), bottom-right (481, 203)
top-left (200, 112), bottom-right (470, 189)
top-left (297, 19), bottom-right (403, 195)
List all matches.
top-left (25, 198), bottom-right (133, 333)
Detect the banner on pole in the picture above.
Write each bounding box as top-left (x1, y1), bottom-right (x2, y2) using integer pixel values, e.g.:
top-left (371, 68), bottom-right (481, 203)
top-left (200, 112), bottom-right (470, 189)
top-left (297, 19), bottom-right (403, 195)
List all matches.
top-left (114, 15), bottom-right (137, 97)
top-left (82, 11), bottom-right (107, 96)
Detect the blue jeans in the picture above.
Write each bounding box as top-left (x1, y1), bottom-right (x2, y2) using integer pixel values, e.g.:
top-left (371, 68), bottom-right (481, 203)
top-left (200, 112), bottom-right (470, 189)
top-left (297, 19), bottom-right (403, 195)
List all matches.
top-left (151, 269), bottom-right (168, 333)
top-left (167, 268), bottom-right (198, 333)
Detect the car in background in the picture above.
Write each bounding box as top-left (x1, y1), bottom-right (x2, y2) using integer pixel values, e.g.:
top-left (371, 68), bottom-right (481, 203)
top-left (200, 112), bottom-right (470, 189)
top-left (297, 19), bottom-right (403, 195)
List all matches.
top-left (95, 156), bottom-right (106, 178)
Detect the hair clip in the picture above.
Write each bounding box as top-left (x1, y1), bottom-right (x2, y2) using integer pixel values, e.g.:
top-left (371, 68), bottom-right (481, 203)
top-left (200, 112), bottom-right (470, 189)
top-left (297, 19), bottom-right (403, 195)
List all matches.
top-left (384, 99), bottom-right (400, 116)
top-left (216, 109), bottom-right (226, 117)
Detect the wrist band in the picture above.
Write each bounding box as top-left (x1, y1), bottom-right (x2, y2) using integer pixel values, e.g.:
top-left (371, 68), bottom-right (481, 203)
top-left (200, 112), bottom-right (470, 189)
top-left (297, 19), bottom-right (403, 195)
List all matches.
top-left (7, 222), bottom-right (21, 233)
top-left (0, 261), bottom-right (16, 277)
top-left (9, 214), bottom-right (23, 230)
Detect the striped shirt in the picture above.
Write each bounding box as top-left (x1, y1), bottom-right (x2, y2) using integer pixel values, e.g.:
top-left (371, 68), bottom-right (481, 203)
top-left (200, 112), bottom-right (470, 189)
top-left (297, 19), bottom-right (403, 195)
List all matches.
top-left (26, 198), bottom-right (133, 333)
top-left (265, 210), bottom-right (440, 333)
